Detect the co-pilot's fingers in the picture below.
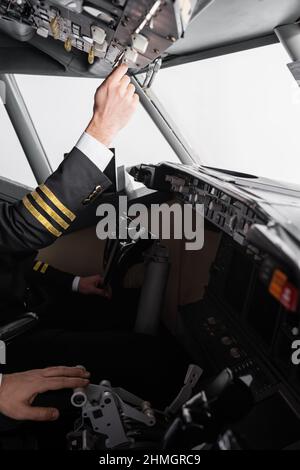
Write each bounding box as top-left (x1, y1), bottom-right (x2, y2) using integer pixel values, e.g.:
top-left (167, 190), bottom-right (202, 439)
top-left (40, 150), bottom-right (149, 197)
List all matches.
top-left (20, 405), bottom-right (60, 422)
top-left (37, 377), bottom-right (89, 394)
top-left (42, 366), bottom-right (90, 378)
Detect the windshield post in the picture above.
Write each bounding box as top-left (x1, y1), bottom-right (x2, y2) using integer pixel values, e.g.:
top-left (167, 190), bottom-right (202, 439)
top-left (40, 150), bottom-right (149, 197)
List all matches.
top-left (0, 74), bottom-right (52, 183)
top-left (132, 75), bottom-right (197, 166)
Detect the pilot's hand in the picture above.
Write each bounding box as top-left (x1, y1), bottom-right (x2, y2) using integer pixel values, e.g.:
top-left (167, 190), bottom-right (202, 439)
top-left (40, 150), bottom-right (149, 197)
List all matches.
top-left (78, 274), bottom-right (112, 299)
top-left (86, 64), bottom-right (139, 147)
top-left (0, 366), bottom-right (90, 421)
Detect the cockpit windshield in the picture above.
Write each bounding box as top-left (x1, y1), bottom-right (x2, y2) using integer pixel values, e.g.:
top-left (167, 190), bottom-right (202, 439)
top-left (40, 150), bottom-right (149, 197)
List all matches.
top-left (152, 43), bottom-right (300, 186)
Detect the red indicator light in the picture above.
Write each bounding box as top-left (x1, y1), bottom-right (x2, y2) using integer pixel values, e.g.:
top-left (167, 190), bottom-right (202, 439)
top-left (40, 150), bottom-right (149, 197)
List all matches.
top-left (280, 283), bottom-right (299, 313)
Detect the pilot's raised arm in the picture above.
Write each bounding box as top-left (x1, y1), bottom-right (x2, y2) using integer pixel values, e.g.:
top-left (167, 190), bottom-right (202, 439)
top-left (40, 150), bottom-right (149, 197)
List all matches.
top-left (0, 64), bottom-right (139, 424)
top-left (0, 64), bottom-right (138, 252)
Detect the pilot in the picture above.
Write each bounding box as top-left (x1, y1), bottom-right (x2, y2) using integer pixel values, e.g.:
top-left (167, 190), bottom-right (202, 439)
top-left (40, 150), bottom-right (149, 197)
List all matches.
top-left (0, 64), bottom-right (186, 435)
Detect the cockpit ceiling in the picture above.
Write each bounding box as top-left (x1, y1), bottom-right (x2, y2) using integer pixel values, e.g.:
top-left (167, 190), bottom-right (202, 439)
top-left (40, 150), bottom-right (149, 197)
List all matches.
top-left (167, 0), bottom-right (300, 58)
top-left (0, 0), bottom-right (300, 77)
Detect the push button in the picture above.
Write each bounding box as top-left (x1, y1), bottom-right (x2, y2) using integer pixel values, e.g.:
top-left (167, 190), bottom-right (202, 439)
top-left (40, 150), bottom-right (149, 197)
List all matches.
top-left (221, 336), bottom-right (233, 346)
top-left (230, 347), bottom-right (241, 359)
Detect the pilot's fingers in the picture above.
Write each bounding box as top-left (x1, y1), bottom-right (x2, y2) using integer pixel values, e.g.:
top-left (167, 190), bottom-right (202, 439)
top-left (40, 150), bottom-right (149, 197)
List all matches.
top-left (42, 366), bottom-right (90, 379)
top-left (126, 83), bottom-right (136, 98)
top-left (107, 64), bottom-right (129, 84)
top-left (37, 377), bottom-right (89, 394)
top-left (92, 274), bottom-right (103, 283)
top-left (20, 405), bottom-right (60, 422)
top-left (133, 93), bottom-right (140, 107)
top-left (119, 75), bottom-right (131, 93)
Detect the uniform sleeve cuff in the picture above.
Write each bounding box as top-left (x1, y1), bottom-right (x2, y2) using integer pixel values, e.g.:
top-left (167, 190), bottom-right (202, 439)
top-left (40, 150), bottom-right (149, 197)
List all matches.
top-left (76, 132), bottom-right (113, 172)
top-left (72, 276), bottom-right (81, 292)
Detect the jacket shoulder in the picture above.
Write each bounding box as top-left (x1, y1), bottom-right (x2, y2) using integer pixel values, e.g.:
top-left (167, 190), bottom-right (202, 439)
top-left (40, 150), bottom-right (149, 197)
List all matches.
top-left (0, 147), bottom-right (113, 252)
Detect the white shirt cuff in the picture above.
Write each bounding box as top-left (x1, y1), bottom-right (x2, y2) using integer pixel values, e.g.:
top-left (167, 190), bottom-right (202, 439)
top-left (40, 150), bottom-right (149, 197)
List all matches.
top-left (72, 276), bottom-right (81, 292)
top-left (76, 132), bottom-right (113, 172)
top-left (0, 373), bottom-right (2, 387)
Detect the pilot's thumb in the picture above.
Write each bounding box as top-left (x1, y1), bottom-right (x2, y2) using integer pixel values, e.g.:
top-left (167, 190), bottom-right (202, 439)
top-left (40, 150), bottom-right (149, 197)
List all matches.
top-left (23, 406), bottom-right (60, 421)
top-left (90, 286), bottom-right (107, 296)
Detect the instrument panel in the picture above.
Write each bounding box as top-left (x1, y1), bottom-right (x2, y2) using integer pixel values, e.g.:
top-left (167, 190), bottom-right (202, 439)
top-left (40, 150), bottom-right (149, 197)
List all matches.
top-left (130, 162), bottom-right (300, 315)
top-left (130, 163), bottom-right (267, 253)
top-left (165, 173), bottom-right (266, 249)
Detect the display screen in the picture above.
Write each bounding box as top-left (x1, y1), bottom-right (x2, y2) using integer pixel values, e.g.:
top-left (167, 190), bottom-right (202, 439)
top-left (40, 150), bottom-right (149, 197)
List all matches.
top-left (246, 276), bottom-right (280, 347)
top-left (224, 249), bottom-right (254, 315)
top-left (218, 243), bottom-right (281, 347)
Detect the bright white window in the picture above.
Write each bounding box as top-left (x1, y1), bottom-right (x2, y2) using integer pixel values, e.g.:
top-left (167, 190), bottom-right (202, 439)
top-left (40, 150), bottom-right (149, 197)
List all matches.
top-left (152, 43), bottom-right (300, 186)
top-left (15, 75), bottom-right (179, 171)
top-left (0, 101), bottom-right (36, 187)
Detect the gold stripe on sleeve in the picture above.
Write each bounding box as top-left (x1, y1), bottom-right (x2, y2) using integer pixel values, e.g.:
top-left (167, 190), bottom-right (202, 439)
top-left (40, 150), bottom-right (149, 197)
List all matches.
top-left (22, 196), bottom-right (62, 238)
top-left (39, 184), bottom-right (76, 222)
top-left (33, 261), bottom-right (42, 271)
top-left (31, 191), bottom-right (70, 230)
top-left (40, 263), bottom-right (49, 274)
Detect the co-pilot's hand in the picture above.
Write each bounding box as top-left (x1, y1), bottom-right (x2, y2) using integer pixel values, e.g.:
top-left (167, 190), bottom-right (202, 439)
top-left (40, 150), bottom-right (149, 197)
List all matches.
top-left (85, 64), bottom-right (139, 147)
top-left (78, 274), bottom-right (112, 299)
top-left (0, 367), bottom-right (90, 422)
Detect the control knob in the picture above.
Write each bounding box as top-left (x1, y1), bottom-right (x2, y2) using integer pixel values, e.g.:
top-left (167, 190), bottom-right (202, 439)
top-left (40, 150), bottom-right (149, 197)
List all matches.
top-left (230, 347), bottom-right (241, 359)
top-left (221, 336), bottom-right (233, 346)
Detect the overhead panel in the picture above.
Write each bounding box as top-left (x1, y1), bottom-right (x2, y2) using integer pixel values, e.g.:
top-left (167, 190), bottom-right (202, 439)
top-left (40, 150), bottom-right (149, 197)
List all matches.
top-left (0, 0), bottom-right (200, 75)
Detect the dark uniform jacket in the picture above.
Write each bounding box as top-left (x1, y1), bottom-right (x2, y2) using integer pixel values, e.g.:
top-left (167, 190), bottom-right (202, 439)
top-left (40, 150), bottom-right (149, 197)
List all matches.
top-left (0, 146), bottom-right (112, 326)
